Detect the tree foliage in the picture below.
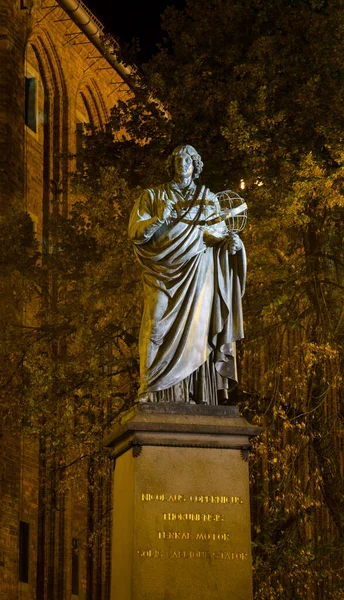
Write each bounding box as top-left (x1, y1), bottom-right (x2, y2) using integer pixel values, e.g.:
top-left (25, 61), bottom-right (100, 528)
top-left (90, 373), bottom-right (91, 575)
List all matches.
top-left (146, 0), bottom-right (344, 597)
top-left (0, 171), bottom-right (140, 485)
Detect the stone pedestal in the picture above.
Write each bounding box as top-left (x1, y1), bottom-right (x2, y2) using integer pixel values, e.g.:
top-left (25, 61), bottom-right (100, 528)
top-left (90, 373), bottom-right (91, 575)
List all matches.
top-left (106, 404), bottom-right (261, 600)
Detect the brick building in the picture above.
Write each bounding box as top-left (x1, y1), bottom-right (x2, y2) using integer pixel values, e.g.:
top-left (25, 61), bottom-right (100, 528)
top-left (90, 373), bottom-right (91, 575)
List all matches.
top-left (0, 1), bottom-right (136, 598)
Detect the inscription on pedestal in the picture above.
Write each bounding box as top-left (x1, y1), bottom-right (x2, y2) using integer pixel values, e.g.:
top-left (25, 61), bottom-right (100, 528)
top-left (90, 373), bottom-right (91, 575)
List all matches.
top-left (136, 490), bottom-right (249, 561)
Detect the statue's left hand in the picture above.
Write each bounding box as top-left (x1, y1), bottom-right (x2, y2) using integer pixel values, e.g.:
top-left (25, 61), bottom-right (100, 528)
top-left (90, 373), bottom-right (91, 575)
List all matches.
top-left (227, 232), bottom-right (242, 255)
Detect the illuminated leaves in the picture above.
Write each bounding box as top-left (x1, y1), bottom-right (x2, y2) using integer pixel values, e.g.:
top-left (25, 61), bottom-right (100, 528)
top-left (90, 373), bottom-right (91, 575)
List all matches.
top-left (145, 0), bottom-right (343, 595)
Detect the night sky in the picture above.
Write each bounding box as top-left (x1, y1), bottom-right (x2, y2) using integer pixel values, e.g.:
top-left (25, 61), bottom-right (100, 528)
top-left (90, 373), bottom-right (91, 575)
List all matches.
top-left (85, 0), bottom-right (185, 62)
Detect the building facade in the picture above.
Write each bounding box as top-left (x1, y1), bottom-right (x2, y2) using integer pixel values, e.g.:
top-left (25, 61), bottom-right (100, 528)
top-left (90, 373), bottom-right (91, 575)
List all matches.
top-left (0, 2), bottom-right (133, 598)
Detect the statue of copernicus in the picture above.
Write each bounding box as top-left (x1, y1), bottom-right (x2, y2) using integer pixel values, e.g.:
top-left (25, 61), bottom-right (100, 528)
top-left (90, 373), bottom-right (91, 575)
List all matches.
top-left (128, 144), bottom-right (246, 404)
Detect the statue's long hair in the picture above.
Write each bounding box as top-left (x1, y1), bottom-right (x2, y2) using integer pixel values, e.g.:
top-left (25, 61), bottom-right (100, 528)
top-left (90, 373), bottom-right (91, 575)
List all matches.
top-left (166, 144), bottom-right (203, 180)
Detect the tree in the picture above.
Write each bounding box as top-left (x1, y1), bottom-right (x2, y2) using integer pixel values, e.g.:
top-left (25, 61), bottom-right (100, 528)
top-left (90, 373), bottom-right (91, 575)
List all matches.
top-left (147, 1), bottom-right (344, 597)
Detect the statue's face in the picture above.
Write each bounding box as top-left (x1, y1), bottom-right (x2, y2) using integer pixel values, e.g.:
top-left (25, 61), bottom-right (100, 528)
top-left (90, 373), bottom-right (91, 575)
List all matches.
top-left (174, 152), bottom-right (194, 179)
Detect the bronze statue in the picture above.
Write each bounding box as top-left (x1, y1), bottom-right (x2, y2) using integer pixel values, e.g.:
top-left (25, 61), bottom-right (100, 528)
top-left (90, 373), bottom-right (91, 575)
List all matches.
top-left (129, 145), bottom-right (246, 404)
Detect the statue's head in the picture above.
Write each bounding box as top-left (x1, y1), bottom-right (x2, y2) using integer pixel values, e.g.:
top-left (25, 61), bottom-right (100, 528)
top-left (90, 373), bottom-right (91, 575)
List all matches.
top-left (166, 144), bottom-right (203, 180)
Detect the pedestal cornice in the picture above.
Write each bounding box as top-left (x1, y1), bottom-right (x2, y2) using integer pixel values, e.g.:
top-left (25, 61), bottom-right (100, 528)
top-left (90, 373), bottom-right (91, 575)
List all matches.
top-left (105, 403), bottom-right (262, 459)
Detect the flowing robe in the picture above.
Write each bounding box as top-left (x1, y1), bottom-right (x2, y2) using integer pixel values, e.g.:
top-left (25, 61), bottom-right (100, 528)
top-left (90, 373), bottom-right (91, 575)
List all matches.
top-left (128, 180), bottom-right (246, 404)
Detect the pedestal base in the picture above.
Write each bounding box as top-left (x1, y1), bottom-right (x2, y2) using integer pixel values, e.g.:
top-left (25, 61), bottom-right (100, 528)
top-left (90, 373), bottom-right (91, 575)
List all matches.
top-left (106, 404), bottom-right (261, 600)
